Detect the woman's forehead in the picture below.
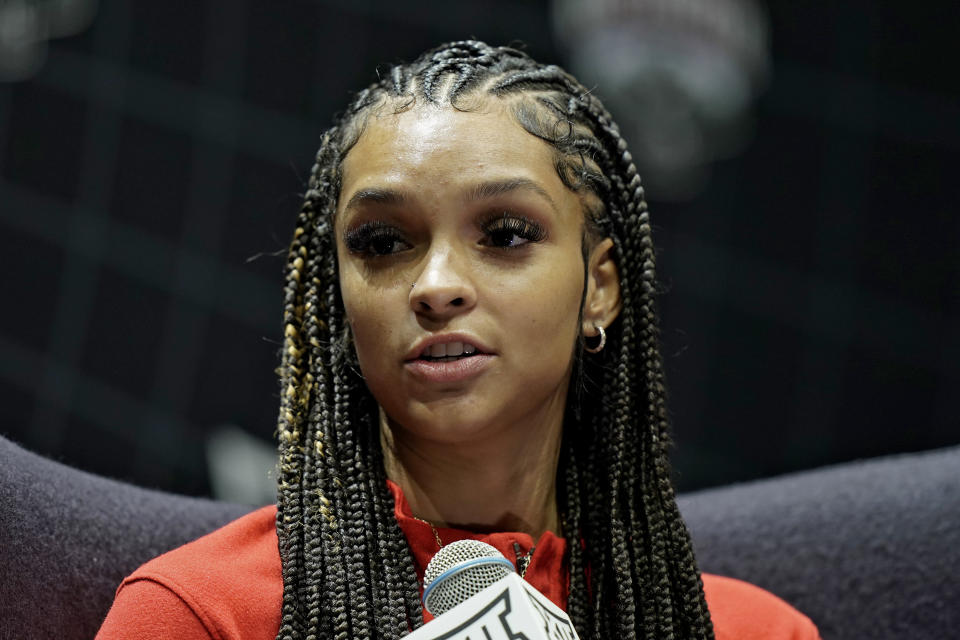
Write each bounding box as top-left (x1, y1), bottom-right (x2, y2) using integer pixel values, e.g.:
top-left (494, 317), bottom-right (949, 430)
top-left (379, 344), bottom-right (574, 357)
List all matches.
top-left (339, 103), bottom-right (562, 196)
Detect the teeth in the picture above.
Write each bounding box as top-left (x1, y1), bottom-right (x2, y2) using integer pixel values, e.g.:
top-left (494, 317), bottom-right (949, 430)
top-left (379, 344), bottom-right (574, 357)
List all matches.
top-left (423, 341), bottom-right (477, 359)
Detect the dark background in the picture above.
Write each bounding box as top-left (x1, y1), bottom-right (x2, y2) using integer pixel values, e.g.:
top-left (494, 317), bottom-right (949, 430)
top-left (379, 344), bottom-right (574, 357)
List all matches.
top-left (1, 0), bottom-right (956, 498)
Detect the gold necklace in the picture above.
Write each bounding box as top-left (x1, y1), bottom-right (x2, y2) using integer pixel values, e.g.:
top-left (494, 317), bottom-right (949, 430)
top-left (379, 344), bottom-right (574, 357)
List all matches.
top-left (412, 514), bottom-right (444, 549)
top-left (411, 515), bottom-right (534, 579)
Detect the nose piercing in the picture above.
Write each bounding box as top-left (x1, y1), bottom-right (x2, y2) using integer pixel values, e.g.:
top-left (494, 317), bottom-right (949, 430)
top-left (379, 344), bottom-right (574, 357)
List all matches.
top-left (411, 282), bottom-right (417, 289)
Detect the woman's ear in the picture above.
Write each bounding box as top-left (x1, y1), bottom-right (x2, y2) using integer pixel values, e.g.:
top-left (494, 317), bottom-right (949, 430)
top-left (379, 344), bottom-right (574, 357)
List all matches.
top-left (582, 237), bottom-right (621, 336)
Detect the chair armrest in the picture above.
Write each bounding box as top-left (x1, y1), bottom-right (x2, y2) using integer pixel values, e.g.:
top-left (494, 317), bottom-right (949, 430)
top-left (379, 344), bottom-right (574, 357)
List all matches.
top-left (679, 446), bottom-right (960, 640)
top-left (0, 435), bottom-right (256, 640)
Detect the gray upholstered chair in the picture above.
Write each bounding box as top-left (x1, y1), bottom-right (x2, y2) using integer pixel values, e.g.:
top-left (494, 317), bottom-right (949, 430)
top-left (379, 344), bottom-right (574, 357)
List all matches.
top-left (1, 433), bottom-right (957, 639)
top-left (678, 445), bottom-right (959, 638)
top-left (0, 435), bottom-right (252, 640)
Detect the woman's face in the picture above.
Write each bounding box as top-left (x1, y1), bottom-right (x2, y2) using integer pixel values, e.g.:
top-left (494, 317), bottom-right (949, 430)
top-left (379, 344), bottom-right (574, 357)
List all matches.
top-left (335, 100), bottom-right (610, 445)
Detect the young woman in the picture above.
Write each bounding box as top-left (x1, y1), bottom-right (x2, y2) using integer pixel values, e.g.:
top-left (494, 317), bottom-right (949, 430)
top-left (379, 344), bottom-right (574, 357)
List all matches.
top-left (97, 41), bottom-right (820, 640)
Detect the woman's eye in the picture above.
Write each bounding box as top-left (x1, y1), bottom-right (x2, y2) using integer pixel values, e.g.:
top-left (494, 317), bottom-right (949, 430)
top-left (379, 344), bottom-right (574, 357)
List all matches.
top-left (367, 234), bottom-right (408, 256)
top-left (481, 215), bottom-right (546, 249)
top-left (343, 223), bottom-right (411, 257)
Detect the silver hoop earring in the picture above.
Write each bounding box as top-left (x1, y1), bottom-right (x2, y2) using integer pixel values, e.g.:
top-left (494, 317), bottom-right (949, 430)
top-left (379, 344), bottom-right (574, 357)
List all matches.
top-left (585, 324), bottom-right (606, 354)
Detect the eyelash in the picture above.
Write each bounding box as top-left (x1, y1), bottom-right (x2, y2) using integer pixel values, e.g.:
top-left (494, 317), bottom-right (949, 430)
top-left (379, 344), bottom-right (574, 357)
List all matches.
top-left (479, 213), bottom-right (546, 248)
top-left (342, 221), bottom-right (409, 257)
top-left (342, 213), bottom-right (547, 257)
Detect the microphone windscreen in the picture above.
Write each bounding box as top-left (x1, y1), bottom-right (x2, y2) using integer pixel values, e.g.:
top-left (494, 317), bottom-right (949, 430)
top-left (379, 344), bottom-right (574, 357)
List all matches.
top-left (422, 539), bottom-right (516, 615)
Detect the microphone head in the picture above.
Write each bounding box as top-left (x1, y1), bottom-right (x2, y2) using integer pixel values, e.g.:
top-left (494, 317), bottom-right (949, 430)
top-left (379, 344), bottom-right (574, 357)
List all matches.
top-left (422, 539), bottom-right (516, 616)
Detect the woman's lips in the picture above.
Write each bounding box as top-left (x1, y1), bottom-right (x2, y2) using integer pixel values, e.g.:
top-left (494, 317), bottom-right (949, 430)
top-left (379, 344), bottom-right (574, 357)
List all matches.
top-left (404, 353), bottom-right (494, 384)
top-left (405, 332), bottom-right (492, 361)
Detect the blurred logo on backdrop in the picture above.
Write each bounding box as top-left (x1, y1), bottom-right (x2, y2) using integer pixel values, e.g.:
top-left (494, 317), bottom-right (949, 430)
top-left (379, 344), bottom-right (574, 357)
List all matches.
top-left (553, 0), bottom-right (770, 201)
top-left (207, 425), bottom-right (277, 506)
top-left (0, 0), bottom-right (98, 81)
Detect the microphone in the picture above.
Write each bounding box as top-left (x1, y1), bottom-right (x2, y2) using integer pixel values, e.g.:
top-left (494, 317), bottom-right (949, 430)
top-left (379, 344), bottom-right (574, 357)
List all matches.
top-left (407, 539), bottom-right (580, 640)
top-left (422, 539), bottom-right (516, 615)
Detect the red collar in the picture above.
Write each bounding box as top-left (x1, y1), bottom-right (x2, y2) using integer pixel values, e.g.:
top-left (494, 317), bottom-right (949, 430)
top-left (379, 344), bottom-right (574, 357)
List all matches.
top-left (387, 479), bottom-right (569, 620)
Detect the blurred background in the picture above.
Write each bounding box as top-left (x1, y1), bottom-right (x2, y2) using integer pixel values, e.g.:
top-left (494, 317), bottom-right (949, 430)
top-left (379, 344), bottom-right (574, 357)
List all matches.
top-left (0, 0), bottom-right (956, 503)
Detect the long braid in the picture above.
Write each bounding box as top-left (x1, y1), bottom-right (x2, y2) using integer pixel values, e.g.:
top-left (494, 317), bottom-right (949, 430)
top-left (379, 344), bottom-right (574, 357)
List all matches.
top-left (603, 123), bottom-right (678, 640)
top-left (274, 40), bottom-right (713, 640)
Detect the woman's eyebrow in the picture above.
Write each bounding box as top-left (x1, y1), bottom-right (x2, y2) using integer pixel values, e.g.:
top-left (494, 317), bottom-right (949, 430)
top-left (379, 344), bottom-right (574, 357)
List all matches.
top-left (466, 178), bottom-right (559, 214)
top-left (342, 178), bottom-right (559, 215)
top-left (343, 187), bottom-right (407, 213)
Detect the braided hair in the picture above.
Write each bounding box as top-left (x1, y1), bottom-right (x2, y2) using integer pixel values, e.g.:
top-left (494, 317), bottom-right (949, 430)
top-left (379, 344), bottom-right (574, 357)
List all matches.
top-left (274, 40), bottom-right (714, 640)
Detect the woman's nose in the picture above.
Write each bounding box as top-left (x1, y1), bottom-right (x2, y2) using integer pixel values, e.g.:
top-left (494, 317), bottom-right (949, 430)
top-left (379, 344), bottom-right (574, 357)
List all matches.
top-left (409, 245), bottom-right (477, 318)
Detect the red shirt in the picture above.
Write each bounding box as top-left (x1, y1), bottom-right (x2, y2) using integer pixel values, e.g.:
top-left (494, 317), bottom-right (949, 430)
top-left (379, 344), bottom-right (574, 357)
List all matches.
top-left (96, 483), bottom-right (820, 639)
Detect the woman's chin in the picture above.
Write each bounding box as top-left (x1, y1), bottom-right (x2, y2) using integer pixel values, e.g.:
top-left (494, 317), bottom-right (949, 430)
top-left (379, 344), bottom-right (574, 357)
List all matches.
top-left (384, 400), bottom-right (511, 447)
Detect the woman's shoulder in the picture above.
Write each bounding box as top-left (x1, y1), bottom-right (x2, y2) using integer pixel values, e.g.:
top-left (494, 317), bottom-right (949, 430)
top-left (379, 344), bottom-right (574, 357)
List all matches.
top-left (702, 573), bottom-right (821, 640)
top-left (96, 505), bottom-right (282, 640)
top-left (133, 503), bottom-right (281, 583)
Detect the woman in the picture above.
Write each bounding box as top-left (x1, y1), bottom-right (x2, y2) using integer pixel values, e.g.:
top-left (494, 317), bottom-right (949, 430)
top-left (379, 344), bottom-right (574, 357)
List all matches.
top-left (97, 41), bottom-right (820, 640)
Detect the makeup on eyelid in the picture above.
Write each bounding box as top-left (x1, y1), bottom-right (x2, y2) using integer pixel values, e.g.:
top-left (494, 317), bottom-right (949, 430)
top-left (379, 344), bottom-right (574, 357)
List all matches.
top-left (342, 212), bottom-right (547, 257)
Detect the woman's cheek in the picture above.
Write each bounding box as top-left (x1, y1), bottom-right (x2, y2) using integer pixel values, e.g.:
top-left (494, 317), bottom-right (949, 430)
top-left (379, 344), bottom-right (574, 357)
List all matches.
top-left (342, 284), bottom-right (379, 370)
top-left (350, 305), bottom-right (393, 366)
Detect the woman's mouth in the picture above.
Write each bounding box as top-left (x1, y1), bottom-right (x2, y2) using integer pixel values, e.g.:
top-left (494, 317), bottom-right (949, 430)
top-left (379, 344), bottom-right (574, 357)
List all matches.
top-left (406, 338), bottom-right (493, 384)
top-left (417, 341), bottom-right (478, 361)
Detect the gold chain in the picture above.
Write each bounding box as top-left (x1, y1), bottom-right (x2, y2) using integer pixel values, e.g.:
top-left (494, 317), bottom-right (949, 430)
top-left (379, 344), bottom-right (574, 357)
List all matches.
top-left (412, 515), bottom-right (534, 578)
top-left (412, 514), bottom-right (444, 549)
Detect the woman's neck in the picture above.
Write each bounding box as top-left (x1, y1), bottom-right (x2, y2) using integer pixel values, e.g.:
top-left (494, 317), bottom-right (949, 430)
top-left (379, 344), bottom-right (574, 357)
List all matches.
top-left (380, 406), bottom-right (564, 538)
